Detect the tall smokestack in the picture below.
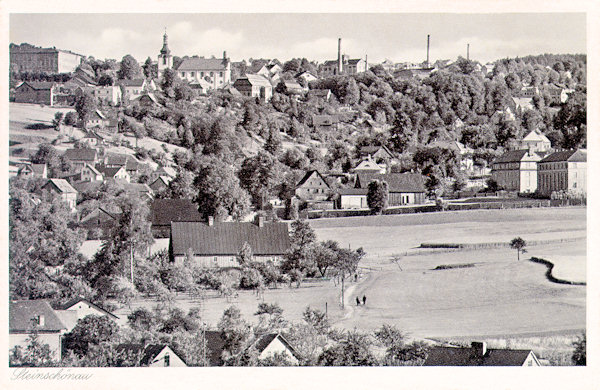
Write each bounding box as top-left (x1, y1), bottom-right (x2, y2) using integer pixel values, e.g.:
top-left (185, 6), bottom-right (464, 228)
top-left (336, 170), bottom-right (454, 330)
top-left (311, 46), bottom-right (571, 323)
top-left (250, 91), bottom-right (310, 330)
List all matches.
top-left (426, 34), bottom-right (430, 67)
top-left (467, 44), bottom-right (470, 61)
top-left (338, 38), bottom-right (342, 75)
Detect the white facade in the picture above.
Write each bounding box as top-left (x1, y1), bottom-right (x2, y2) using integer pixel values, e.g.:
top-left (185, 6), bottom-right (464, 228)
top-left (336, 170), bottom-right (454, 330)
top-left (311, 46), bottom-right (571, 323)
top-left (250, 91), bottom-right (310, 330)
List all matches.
top-left (147, 346), bottom-right (187, 367)
top-left (174, 255), bottom-right (283, 268)
top-left (340, 194), bottom-right (368, 209)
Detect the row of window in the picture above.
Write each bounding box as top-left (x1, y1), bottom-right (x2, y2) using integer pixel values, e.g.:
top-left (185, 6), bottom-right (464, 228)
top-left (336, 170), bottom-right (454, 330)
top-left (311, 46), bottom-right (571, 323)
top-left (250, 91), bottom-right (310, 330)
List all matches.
top-left (181, 71), bottom-right (224, 78)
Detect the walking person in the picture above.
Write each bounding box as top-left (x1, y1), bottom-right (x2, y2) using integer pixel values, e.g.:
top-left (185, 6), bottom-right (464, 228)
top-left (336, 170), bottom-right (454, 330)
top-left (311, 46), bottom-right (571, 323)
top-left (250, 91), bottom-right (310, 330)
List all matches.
top-left (362, 295), bottom-right (367, 305)
top-left (356, 296), bottom-right (361, 306)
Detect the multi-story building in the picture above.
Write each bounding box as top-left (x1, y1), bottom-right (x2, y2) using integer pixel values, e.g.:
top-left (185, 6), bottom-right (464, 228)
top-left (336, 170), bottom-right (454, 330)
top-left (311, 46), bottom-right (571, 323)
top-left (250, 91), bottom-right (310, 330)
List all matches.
top-left (233, 74), bottom-right (273, 102)
top-left (10, 43), bottom-right (84, 74)
top-left (537, 149), bottom-right (587, 197)
top-left (491, 150), bottom-right (542, 193)
top-left (176, 53), bottom-right (231, 90)
top-left (92, 85), bottom-right (122, 105)
top-left (321, 38), bottom-right (367, 76)
top-left (519, 129), bottom-right (552, 153)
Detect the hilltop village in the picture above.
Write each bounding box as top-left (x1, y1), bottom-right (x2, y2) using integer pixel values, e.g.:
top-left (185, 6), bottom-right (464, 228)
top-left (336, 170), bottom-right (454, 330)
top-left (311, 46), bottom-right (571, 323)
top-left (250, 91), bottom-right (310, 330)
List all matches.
top-left (8, 33), bottom-right (587, 368)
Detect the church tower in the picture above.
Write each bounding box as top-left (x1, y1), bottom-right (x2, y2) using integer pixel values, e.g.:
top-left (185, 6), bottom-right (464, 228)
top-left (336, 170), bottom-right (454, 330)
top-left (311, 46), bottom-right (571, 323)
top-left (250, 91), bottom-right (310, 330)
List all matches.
top-left (157, 30), bottom-right (173, 76)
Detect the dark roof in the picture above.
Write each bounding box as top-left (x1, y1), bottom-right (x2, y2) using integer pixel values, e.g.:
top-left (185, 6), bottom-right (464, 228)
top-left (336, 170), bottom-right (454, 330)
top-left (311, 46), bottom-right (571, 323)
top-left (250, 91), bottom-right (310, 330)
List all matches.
top-left (347, 58), bottom-right (363, 65)
top-left (234, 74), bottom-right (272, 88)
top-left (358, 145), bottom-right (394, 158)
top-left (95, 165), bottom-right (126, 178)
top-left (118, 79), bottom-right (145, 87)
top-left (151, 199), bottom-right (204, 227)
top-left (60, 297), bottom-right (119, 319)
top-left (252, 333), bottom-right (302, 361)
top-left (176, 57), bottom-right (228, 71)
top-left (10, 300), bottom-right (67, 333)
top-left (203, 331), bottom-right (227, 366)
top-left (296, 170), bottom-right (331, 188)
top-left (355, 173), bottom-right (425, 193)
top-left (338, 188), bottom-right (368, 196)
top-left (540, 149), bottom-right (586, 163)
top-left (64, 148), bottom-right (97, 162)
top-left (171, 221), bottom-right (291, 256)
top-left (17, 81), bottom-right (55, 90)
top-left (140, 345), bottom-right (173, 366)
top-left (115, 344), bottom-right (185, 366)
top-left (424, 346), bottom-right (536, 366)
top-left (323, 60), bottom-right (339, 67)
top-left (492, 150), bottom-right (529, 163)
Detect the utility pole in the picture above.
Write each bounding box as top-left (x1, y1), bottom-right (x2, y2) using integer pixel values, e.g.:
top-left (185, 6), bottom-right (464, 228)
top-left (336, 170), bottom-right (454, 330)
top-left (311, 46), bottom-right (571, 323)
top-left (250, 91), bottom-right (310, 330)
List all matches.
top-left (340, 272), bottom-right (345, 309)
top-left (130, 240), bottom-right (135, 284)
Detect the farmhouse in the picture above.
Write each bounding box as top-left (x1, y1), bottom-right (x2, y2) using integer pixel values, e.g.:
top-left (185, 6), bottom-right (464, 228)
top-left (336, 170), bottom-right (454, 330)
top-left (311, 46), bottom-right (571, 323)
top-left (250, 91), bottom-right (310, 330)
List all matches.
top-left (63, 148), bottom-right (98, 172)
top-left (96, 165), bottom-right (130, 182)
top-left (42, 178), bottom-right (78, 211)
top-left (357, 145), bottom-right (395, 162)
top-left (115, 344), bottom-right (187, 367)
top-left (92, 85), bottom-right (122, 105)
top-left (354, 173), bottom-right (426, 206)
top-left (150, 198), bottom-right (204, 238)
top-left (423, 342), bottom-right (541, 366)
top-left (537, 149), bottom-right (587, 197)
top-left (491, 149), bottom-right (542, 193)
top-left (58, 298), bottom-right (119, 322)
top-left (352, 157), bottom-right (386, 174)
top-left (118, 79), bottom-right (155, 101)
top-left (169, 217), bottom-right (290, 267)
top-left (14, 81), bottom-right (56, 105)
top-left (78, 207), bottom-right (120, 238)
top-left (9, 300), bottom-right (69, 361)
top-left (233, 74), bottom-right (273, 102)
top-left (85, 110), bottom-right (109, 129)
top-left (295, 170), bottom-right (331, 202)
top-left (17, 163), bottom-right (47, 179)
top-left (80, 163), bottom-right (103, 182)
top-left (295, 71), bottom-right (318, 84)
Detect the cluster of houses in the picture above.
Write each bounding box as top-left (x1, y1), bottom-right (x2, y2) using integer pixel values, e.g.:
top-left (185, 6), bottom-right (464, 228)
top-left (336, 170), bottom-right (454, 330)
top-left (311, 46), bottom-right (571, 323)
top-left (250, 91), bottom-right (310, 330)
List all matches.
top-left (9, 298), bottom-right (300, 367)
top-left (491, 129), bottom-right (586, 196)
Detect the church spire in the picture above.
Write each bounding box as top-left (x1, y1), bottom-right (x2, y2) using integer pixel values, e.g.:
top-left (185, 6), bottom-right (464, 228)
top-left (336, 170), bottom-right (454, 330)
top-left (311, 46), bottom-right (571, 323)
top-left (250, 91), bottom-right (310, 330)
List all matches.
top-left (160, 28), bottom-right (170, 55)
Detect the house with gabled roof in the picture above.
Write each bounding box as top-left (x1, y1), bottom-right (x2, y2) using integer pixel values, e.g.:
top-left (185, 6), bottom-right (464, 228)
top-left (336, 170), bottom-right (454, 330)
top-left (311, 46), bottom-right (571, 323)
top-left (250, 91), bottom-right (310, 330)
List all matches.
top-left (424, 342), bottom-right (541, 366)
top-left (115, 344), bottom-right (187, 367)
top-left (203, 331), bottom-right (300, 366)
top-left (85, 110), bottom-right (108, 129)
top-left (307, 89), bottom-right (332, 102)
top-left (149, 175), bottom-right (171, 195)
top-left (358, 145), bottom-right (395, 163)
top-left (92, 85), bottom-right (122, 105)
top-left (82, 130), bottom-right (107, 146)
top-left (491, 149), bottom-right (543, 193)
top-left (14, 81), bottom-right (56, 105)
top-left (42, 178), bottom-right (78, 211)
top-left (352, 157), bottom-right (386, 174)
top-left (18, 163), bottom-right (47, 179)
top-left (136, 92), bottom-right (160, 107)
top-left (150, 198), bottom-right (204, 238)
top-left (63, 147), bottom-right (98, 172)
top-left (295, 170), bottom-right (331, 202)
top-left (59, 297), bottom-right (119, 323)
top-left (78, 207), bottom-right (120, 238)
top-left (519, 129), bottom-right (552, 153)
top-left (96, 164), bottom-right (130, 182)
top-left (312, 114), bottom-right (339, 132)
top-left (169, 217), bottom-right (290, 268)
top-left (295, 71), bottom-right (318, 84)
top-left (80, 163), bottom-right (103, 182)
top-left (537, 149), bottom-right (586, 197)
top-left (233, 74), bottom-right (273, 102)
top-left (354, 172), bottom-right (426, 206)
top-left (9, 300), bottom-right (69, 362)
top-left (118, 78), bottom-right (154, 101)
top-left (283, 80), bottom-right (306, 95)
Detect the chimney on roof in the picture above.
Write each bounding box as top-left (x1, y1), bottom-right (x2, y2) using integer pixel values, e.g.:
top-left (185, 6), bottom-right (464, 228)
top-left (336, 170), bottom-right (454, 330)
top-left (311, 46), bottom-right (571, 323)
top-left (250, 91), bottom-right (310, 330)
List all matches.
top-left (257, 215), bottom-right (265, 228)
top-left (208, 216), bottom-right (214, 226)
top-left (471, 341), bottom-right (487, 357)
top-left (337, 38), bottom-right (342, 75)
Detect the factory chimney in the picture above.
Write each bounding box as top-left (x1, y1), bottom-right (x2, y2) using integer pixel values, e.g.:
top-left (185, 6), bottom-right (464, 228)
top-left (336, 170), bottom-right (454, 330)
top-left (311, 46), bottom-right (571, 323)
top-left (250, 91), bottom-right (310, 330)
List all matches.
top-left (337, 38), bottom-right (342, 75)
top-left (467, 43), bottom-right (470, 61)
top-left (426, 34), bottom-right (430, 68)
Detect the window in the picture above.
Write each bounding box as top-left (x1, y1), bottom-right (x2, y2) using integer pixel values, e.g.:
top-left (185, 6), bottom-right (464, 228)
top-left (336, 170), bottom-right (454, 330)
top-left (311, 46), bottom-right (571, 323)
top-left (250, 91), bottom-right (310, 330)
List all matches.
top-left (210, 72), bottom-right (214, 77)
top-left (181, 72), bottom-right (185, 77)
top-left (220, 72), bottom-right (223, 77)
top-left (164, 354), bottom-right (170, 367)
top-left (191, 72), bottom-right (195, 77)
top-left (201, 72), bottom-right (204, 77)
top-left (163, 57), bottom-right (166, 65)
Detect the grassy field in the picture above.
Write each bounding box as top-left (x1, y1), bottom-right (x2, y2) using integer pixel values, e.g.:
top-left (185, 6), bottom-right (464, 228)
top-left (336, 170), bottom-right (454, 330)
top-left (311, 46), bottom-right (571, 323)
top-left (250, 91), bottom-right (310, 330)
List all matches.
top-left (109, 207), bottom-right (585, 351)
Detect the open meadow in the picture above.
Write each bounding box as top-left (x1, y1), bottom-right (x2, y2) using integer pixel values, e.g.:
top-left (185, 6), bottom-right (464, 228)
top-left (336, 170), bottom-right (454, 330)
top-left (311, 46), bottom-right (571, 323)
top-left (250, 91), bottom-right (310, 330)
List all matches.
top-left (111, 207), bottom-right (586, 353)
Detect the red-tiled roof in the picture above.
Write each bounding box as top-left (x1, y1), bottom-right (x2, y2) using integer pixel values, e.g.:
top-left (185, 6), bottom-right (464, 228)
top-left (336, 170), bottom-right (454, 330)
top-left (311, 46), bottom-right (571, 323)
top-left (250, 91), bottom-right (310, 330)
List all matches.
top-left (150, 199), bottom-right (204, 227)
top-left (424, 346), bottom-right (536, 366)
top-left (170, 221), bottom-right (291, 256)
top-left (10, 300), bottom-right (67, 333)
top-left (355, 173), bottom-right (425, 193)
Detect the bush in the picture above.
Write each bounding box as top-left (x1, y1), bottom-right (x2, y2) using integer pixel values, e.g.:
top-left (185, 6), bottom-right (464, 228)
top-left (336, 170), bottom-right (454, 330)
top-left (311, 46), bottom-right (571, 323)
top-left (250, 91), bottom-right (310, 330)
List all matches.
top-left (239, 267), bottom-right (264, 290)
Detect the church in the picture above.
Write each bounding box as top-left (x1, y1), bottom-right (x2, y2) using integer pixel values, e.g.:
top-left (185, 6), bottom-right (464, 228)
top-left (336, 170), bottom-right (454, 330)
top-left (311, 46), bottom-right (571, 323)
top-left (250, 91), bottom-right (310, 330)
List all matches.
top-left (157, 31), bottom-right (231, 91)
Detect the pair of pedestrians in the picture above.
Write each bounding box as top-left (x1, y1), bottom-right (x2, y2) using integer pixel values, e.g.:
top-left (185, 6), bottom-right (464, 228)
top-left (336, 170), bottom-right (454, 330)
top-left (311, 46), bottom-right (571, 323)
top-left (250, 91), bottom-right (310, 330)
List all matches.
top-left (356, 295), bottom-right (367, 306)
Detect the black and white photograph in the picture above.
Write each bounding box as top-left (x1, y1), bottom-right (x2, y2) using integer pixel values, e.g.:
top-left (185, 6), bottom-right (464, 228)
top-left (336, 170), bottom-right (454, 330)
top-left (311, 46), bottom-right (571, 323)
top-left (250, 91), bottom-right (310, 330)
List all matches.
top-left (2, 1), bottom-right (598, 389)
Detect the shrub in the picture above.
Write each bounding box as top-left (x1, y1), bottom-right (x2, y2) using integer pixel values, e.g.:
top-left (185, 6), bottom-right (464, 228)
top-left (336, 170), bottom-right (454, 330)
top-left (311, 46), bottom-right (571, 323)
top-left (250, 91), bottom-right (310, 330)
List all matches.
top-left (239, 267), bottom-right (264, 290)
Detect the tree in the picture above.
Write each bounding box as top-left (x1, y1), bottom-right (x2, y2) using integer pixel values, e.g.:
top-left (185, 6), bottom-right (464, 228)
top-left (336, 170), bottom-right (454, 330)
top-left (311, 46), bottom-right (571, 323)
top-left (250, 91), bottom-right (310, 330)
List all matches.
top-left (313, 241), bottom-right (339, 277)
top-left (254, 302), bottom-right (286, 331)
top-left (64, 111), bottom-right (78, 126)
top-left (52, 112), bottom-right (63, 131)
top-left (117, 54), bottom-right (142, 80)
top-left (143, 56), bottom-right (158, 79)
top-left (572, 333), bottom-right (586, 365)
top-left (63, 315), bottom-right (121, 358)
top-left (318, 330), bottom-right (378, 366)
top-left (367, 180), bottom-right (388, 214)
top-left (97, 74), bottom-right (114, 86)
top-left (160, 68), bottom-right (180, 91)
top-left (509, 237), bottom-right (527, 261)
top-left (9, 324), bottom-right (56, 367)
top-left (217, 306), bottom-right (251, 360)
top-left (238, 152), bottom-right (280, 208)
top-left (236, 242), bottom-right (253, 267)
top-left (75, 91), bottom-right (97, 124)
top-left (193, 158), bottom-right (251, 221)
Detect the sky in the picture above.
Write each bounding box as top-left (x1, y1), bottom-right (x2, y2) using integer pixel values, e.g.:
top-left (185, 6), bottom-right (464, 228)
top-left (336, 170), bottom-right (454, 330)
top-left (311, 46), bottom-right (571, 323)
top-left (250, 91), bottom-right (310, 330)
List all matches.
top-left (9, 13), bottom-right (586, 65)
